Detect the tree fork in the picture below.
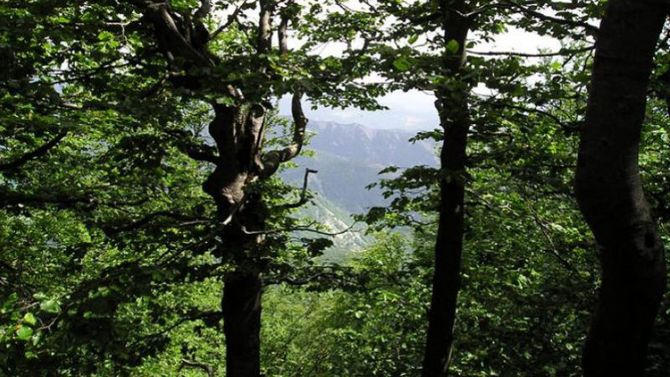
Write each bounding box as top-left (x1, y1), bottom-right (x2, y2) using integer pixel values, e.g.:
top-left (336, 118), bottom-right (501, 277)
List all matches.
top-left (575, 1), bottom-right (668, 375)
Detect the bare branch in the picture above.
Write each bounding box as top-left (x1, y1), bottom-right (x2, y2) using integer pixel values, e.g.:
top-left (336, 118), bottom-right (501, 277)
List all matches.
top-left (167, 129), bottom-right (220, 164)
top-left (129, 1), bottom-right (213, 67)
top-left (501, 1), bottom-right (599, 35)
top-left (264, 272), bottom-right (329, 287)
top-left (486, 101), bottom-right (580, 132)
top-left (0, 188), bottom-right (94, 208)
top-left (263, 265), bottom-right (363, 289)
top-left (181, 142), bottom-right (220, 164)
top-left (257, 0), bottom-right (273, 54)
top-left (278, 168), bottom-right (318, 210)
top-left (211, 1), bottom-right (249, 39)
top-left (103, 211), bottom-right (207, 235)
top-left (529, 209), bottom-right (581, 276)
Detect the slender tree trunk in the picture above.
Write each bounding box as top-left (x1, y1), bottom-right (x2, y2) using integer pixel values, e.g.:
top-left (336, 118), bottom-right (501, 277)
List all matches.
top-left (575, 1), bottom-right (668, 376)
top-left (421, 2), bottom-right (471, 376)
top-left (222, 270), bottom-right (263, 377)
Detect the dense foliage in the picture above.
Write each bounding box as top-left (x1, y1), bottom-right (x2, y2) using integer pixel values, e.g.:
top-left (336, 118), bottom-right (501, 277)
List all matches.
top-left (2, 0), bottom-right (670, 376)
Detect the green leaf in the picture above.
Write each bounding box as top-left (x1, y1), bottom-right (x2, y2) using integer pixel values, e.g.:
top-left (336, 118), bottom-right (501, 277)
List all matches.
top-left (32, 292), bottom-right (47, 300)
top-left (15, 326), bottom-right (33, 341)
top-left (407, 34), bottom-right (418, 44)
top-left (392, 57), bottom-right (412, 72)
top-left (22, 312), bottom-right (37, 326)
top-left (40, 299), bottom-right (60, 314)
top-left (446, 39), bottom-right (460, 54)
top-left (97, 31), bottom-right (115, 42)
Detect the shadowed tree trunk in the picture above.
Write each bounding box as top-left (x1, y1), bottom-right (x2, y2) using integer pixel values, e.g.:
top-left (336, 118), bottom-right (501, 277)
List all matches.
top-left (421, 1), bottom-right (471, 376)
top-left (575, 1), bottom-right (668, 376)
top-left (222, 270), bottom-right (263, 377)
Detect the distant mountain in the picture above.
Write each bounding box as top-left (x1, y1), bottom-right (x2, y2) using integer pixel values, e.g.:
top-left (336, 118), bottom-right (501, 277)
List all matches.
top-left (281, 121), bottom-right (438, 257)
top-left (283, 121), bottom-right (438, 213)
top-left (306, 121), bottom-right (438, 169)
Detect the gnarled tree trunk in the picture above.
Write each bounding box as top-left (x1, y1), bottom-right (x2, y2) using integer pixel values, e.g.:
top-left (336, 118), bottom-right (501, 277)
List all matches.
top-left (203, 104), bottom-right (268, 377)
top-left (575, 1), bottom-right (668, 376)
top-left (202, 94), bottom-right (306, 377)
top-left (421, 2), bottom-right (471, 376)
top-left (126, 2), bottom-right (308, 376)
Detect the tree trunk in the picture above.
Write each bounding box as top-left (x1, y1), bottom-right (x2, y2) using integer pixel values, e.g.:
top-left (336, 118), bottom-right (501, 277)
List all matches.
top-left (421, 2), bottom-right (471, 376)
top-left (222, 270), bottom-right (263, 377)
top-left (204, 104), bottom-right (268, 377)
top-left (575, 1), bottom-right (668, 376)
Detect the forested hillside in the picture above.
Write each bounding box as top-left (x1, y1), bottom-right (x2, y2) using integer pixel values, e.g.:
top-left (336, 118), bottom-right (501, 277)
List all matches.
top-left (2, 1), bottom-right (670, 377)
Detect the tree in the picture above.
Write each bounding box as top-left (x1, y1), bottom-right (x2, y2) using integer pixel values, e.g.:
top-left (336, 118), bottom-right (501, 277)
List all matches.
top-left (575, 0), bottom-right (668, 375)
top-left (350, 1), bottom-right (598, 374)
top-left (1, 1), bottom-right (377, 375)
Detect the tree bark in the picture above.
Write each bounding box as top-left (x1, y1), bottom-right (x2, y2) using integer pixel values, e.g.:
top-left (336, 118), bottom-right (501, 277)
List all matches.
top-left (575, 1), bottom-right (668, 376)
top-left (421, 2), bottom-right (471, 376)
top-left (222, 270), bottom-right (263, 377)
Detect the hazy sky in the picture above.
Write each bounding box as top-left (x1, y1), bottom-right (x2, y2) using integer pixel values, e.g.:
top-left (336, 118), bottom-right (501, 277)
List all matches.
top-left (279, 28), bottom-right (562, 131)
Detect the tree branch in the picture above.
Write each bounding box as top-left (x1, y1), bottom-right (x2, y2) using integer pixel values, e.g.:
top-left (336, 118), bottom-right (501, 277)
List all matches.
top-left (278, 11), bottom-right (289, 55)
top-left (486, 101), bottom-right (580, 132)
top-left (257, 0), bottom-right (274, 55)
top-left (129, 0), bottom-right (214, 67)
top-left (103, 211), bottom-right (207, 235)
top-left (211, 1), bottom-right (249, 39)
top-left (180, 359), bottom-right (215, 377)
top-left (240, 221), bottom-right (359, 237)
top-left (259, 90), bottom-right (308, 178)
top-left (278, 168), bottom-right (318, 209)
top-left (0, 188), bottom-right (94, 208)
top-left (467, 46), bottom-right (594, 58)
top-left (194, 0), bottom-right (213, 20)
top-left (501, 0), bottom-right (599, 35)
top-left (0, 132), bottom-right (68, 171)
top-left (168, 129), bottom-right (220, 164)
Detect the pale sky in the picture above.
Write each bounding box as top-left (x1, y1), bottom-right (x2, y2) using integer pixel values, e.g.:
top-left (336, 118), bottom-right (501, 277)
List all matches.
top-left (279, 28), bottom-right (563, 131)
